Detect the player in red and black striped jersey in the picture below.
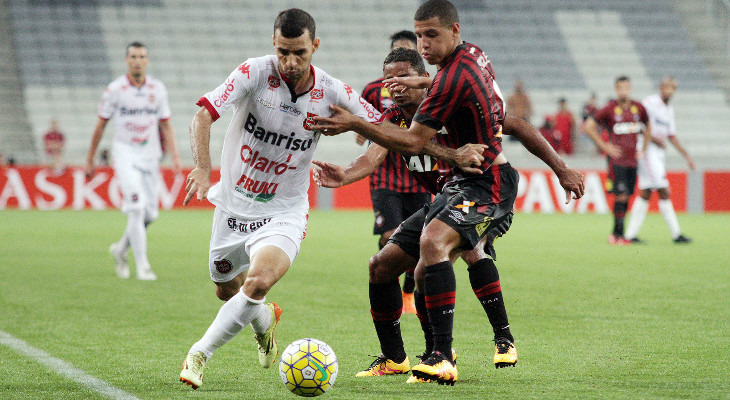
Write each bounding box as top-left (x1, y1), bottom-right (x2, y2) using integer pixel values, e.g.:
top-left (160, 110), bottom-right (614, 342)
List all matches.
top-left (313, 47), bottom-right (518, 380)
top-left (313, 0), bottom-right (584, 384)
top-left (360, 30), bottom-right (424, 313)
top-left (583, 76), bottom-right (651, 245)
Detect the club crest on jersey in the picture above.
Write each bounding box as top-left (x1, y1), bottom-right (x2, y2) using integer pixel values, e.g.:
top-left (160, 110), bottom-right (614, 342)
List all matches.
top-left (310, 88), bottom-right (324, 100)
top-left (148, 94), bottom-right (155, 103)
top-left (303, 112), bottom-right (318, 130)
top-left (455, 201), bottom-right (475, 213)
top-left (214, 259), bottom-right (232, 274)
top-left (268, 75), bottom-right (280, 89)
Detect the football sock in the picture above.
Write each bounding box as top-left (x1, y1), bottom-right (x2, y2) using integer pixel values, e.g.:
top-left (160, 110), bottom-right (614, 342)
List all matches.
top-left (468, 259), bottom-right (513, 342)
top-left (249, 299), bottom-right (274, 335)
top-left (402, 270), bottom-right (416, 294)
top-left (369, 281), bottom-right (406, 363)
top-left (613, 200), bottom-right (628, 236)
top-left (424, 261), bottom-right (455, 361)
top-left (659, 199), bottom-right (681, 238)
top-left (189, 292), bottom-right (265, 360)
top-left (624, 197), bottom-right (648, 240)
top-left (125, 209), bottom-right (150, 268)
top-left (414, 290), bottom-right (434, 356)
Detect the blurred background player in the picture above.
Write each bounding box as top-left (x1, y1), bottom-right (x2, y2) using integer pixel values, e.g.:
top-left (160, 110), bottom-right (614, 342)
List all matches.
top-left (85, 41), bottom-right (181, 280)
top-left (553, 97), bottom-right (576, 155)
top-left (624, 76), bottom-right (694, 244)
top-left (179, 9), bottom-right (384, 390)
top-left (505, 79), bottom-right (532, 141)
top-left (360, 30), bottom-right (425, 314)
top-left (43, 119), bottom-right (65, 174)
top-left (313, 48), bottom-right (518, 382)
top-left (583, 76), bottom-right (650, 245)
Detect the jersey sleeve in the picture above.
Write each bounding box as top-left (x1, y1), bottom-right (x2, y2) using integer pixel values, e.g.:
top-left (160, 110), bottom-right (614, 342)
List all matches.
top-left (413, 70), bottom-right (469, 131)
top-left (196, 59), bottom-right (260, 121)
top-left (337, 82), bottom-right (383, 124)
top-left (157, 81), bottom-right (172, 121)
top-left (592, 103), bottom-right (613, 128)
top-left (97, 84), bottom-right (117, 120)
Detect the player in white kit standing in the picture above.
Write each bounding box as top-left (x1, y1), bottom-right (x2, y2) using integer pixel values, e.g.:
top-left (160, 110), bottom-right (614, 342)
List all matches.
top-left (85, 41), bottom-right (181, 281)
top-left (178, 9), bottom-right (384, 389)
top-left (624, 76), bottom-right (694, 243)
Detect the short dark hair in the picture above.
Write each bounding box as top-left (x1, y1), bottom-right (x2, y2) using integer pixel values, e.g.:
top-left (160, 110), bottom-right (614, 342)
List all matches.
top-left (274, 8), bottom-right (316, 40)
top-left (389, 30), bottom-right (417, 49)
top-left (415, 0), bottom-right (459, 25)
top-left (126, 41), bottom-right (146, 56)
top-left (383, 47), bottom-right (426, 75)
top-left (615, 75), bottom-right (630, 85)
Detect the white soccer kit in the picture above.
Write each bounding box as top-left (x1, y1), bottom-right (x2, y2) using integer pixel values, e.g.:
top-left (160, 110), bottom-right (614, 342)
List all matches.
top-left (638, 94), bottom-right (675, 190)
top-left (98, 74), bottom-right (171, 213)
top-left (198, 55), bottom-right (382, 280)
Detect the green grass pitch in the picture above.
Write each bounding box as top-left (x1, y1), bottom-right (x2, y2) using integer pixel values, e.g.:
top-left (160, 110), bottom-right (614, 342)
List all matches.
top-left (1, 210), bottom-right (728, 399)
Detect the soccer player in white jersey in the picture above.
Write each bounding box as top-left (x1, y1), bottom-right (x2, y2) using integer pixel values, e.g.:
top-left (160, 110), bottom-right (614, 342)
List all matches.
top-left (85, 41), bottom-right (181, 281)
top-left (625, 76), bottom-right (694, 243)
top-left (176, 9), bottom-right (387, 390)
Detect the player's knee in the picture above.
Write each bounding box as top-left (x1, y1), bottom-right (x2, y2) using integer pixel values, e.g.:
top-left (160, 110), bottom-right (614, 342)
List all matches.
top-left (215, 285), bottom-right (238, 302)
top-left (419, 232), bottom-right (450, 260)
top-left (242, 274), bottom-right (273, 298)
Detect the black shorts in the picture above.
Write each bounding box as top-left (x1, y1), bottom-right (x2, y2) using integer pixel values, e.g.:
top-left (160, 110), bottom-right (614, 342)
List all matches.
top-left (606, 164), bottom-right (637, 195)
top-left (370, 189), bottom-right (431, 235)
top-left (388, 163), bottom-right (519, 260)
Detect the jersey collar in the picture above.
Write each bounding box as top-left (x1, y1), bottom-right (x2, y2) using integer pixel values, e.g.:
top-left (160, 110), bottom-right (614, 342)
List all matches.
top-left (279, 65), bottom-right (316, 102)
top-left (126, 74), bottom-right (147, 88)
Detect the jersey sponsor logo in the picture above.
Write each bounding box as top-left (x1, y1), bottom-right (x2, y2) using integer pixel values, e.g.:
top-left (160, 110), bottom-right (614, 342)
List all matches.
top-left (358, 97), bottom-right (379, 121)
top-left (227, 217), bottom-right (272, 233)
top-left (245, 112), bottom-right (313, 151)
top-left (256, 97), bottom-right (276, 109)
top-left (214, 78), bottom-right (236, 107)
top-left (238, 62), bottom-right (250, 79)
top-left (404, 154), bottom-right (437, 173)
top-left (234, 173), bottom-right (279, 202)
top-left (475, 216), bottom-right (494, 236)
top-left (214, 259), bottom-right (232, 274)
top-left (119, 106), bottom-right (159, 116)
top-left (448, 209), bottom-right (465, 222)
top-left (613, 122), bottom-right (643, 135)
top-left (380, 87), bottom-right (391, 98)
top-left (343, 84), bottom-right (354, 100)
top-left (319, 75), bottom-right (334, 87)
top-left (279, 102), bottom-right (301, 116)
top-left (455, 201), bottom-right (475, 213)
top-left (239, 146), bottom-right (297, 175)
top-left (268, 75), bottom-right (280, 89)
top-left (125, 121), bottom-right (154, 136)
top-left (310, 88), bottom-right (324, 100)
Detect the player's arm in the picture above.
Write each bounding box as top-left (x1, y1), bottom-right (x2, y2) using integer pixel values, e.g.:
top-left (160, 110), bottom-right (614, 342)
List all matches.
top-left (312, 143), bottom-right (388, 188)
top-left (159, 119), bottom-right (182, 174)
top-left (504, 115), bottom-right (584, 202)
top-left (668, 135), bottom-right (695, 170)
top-left (638, 121), bottom-right (651, 158)
top-left (582, 116), bottom-right (621, 158)
top-left (184, 107), bottom-right (214, 205)
top-left (85, 117), bottom-right (108, 177)
top-left (382, 76), bottom-right (432, 93)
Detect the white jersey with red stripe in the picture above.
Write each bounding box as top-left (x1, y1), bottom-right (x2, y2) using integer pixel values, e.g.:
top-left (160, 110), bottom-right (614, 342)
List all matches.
top-left (639, 93), bottom-right (675, 152)
top-left (98, 74), bottom-right (171, 161)
top-left (198, 55), bottom-right (382, 219)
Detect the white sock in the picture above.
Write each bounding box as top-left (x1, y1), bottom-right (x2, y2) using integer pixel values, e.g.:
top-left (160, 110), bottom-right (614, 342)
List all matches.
top-left (250, 301), bottom-right (272, 336)
top-left (624, 197), bottom-right (649, 240)
top-left (659, 199), bottom-right (681, 239)
top-left (125, 209), bottom-right (150, 269)
top-left (189, 292), bottom-right (266, 360)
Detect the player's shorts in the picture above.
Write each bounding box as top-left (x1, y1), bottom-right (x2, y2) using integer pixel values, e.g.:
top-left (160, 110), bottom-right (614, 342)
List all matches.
top-left (208, 207), bottom-right (307, 283)
top-left (370, 189), bottom-right (431, 235)
top-left (605, 164), bottom-right (637, 195)
top-left (637, 147), bottom-right (668, 190)
top-left (113, 157), bottom-right (160, 219)
top-left (388, 163), bottom-right (518, 261)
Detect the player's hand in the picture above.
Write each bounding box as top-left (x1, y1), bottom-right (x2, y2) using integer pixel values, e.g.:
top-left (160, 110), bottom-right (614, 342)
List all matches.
top-left (603, 142), bottom-right (622, 159)
top-left (556, 167), bottom-right (584, 204)
top-left (383, 76), bottom-right (431, 93)
top-left (184, 166), bottom-right (211, 206)
top-left (454, 143), bottom-right (488, 174)
top-left (651, 137), bottom-right (666, 148)
top-left (355, 134), bottom-right (366, 146)
top-left (686, 156), bottom-right (696, 171)
top-left (84, 160), bottom-right (95, 179)
top-left (311, 105), bottom-right (358, 135)
top-left (311, 160), bottom-right (346, 188)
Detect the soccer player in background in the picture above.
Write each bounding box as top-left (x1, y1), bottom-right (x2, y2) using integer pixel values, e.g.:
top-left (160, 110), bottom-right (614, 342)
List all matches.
top-left (584, 76), bottom-right (651, 245)
top-left (313, 0), bottom-right (584, 384)
top-left (313, 47), bottom-right (519, 382)
top-left (360, 30), bottom-right (426, 314)
top-left (85, 41), bottom-right (182, 281)
top-left (178, 8), bottom-right (481, 390)
top-left (624, 76), bottom-right (694, 243)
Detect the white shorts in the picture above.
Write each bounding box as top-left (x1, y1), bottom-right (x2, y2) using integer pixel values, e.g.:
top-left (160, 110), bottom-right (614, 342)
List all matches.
top-left (208, 207), bottom-right (308, 283)
top-left (114, 157), bottom-right (160, 219)
top-left (637, 147), bottom-right (668, 190)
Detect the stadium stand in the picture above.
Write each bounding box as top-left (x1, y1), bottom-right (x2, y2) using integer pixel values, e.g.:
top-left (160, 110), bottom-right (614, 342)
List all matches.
top-left (3, 0), bottom-right (729, 169)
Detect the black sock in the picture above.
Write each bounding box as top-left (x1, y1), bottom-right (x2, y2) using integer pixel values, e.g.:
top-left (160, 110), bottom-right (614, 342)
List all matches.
top-left (402, 270), bottom-right (415, 293)
top-left (468, 258), bottom-right (513, 342)
top-left (414, 290), bottom-right (433, 356)
top-left (423, 261), bottom-right (455, 361)
top-left (613, 200), bottom-right (628, 236)
top-left (369, 281), bottom-right (406, 362)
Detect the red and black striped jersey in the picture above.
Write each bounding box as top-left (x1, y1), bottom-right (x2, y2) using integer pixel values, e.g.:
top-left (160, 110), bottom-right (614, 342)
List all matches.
top-left (370, 106), bottom-right (430, 193)
top-left (362, 78), bottom-right (395, 113)
top-left (413, 42), bottom-right (505, 179)
top-left (592, 99), bottom-right (649, 167)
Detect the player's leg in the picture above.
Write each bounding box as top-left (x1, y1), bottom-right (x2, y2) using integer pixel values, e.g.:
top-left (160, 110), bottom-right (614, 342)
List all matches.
top-left (608, 165), bottom-right (635, 245)
top-left (656, 187), bottom-right (690, 242)
top-left (399, 193), bottom-right (431, 314)
top-left (624, 189), bottom-right (651, 243)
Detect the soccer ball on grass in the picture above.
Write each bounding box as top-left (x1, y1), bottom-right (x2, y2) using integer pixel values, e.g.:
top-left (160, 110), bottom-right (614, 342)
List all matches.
top-left (279, 338), bottom-right (338, 397)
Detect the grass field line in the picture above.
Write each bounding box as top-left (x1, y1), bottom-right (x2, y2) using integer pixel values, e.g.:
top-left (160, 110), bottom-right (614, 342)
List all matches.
top-left (0, 330), bottom-right (142, 400)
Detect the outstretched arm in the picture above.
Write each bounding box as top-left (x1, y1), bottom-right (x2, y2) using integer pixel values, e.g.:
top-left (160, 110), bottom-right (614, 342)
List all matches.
top-left (85, 117), bottom-right (108, 177)
top-left (312, 143), bottom-right (388, 188)
top-left (668, 136), bottom-right (695, 170)
top-left (504, 115), bottom-right (584, 202)
top-left (184, 107), bottom-right (213, 205)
